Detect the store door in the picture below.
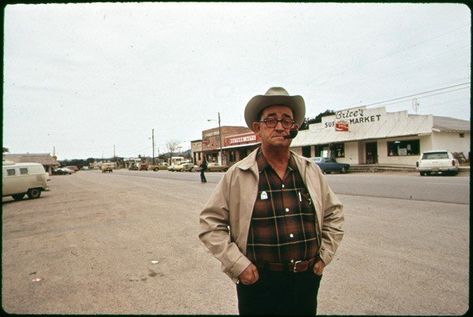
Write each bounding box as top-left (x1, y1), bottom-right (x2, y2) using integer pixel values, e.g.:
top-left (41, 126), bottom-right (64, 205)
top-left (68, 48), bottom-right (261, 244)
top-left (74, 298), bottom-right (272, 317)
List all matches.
top-left (366, 142), bottom-right (378, 164)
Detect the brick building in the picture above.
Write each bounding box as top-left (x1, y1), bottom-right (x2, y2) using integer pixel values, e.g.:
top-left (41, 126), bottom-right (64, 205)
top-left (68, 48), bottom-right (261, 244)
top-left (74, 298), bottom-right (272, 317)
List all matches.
top-left (191, 126), bottom-right (261, 166)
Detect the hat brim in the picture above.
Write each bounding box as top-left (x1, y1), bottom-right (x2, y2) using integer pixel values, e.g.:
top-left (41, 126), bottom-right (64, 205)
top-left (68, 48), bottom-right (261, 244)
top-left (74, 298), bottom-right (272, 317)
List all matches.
top-left (244, 95), bottom-right (305, 131)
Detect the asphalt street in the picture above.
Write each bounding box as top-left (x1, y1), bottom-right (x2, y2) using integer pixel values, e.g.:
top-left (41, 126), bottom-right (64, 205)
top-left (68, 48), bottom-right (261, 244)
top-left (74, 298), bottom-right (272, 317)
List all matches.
top-left (1, 170), bottom-right (469, 314)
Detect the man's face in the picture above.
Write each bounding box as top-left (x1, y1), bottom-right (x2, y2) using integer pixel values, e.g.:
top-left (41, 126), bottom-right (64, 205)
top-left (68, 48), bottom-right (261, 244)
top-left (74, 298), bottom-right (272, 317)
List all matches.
top-left (252, 105), bottom-right (296, 148)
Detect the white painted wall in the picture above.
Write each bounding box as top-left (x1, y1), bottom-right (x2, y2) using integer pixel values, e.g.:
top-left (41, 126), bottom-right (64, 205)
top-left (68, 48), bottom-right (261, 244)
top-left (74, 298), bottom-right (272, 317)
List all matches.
top-left (337, 142), bottom-right (358, 165)
top-left (431, 132), bottom-right (470, 156)
top-left (419, 135), bottom-right (433, 153)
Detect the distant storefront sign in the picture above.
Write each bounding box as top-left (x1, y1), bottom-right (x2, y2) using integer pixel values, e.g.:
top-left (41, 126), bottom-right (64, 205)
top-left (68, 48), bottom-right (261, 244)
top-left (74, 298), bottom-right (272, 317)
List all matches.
top-left (224, 132), bottom-right (259, 147)
top-left (324, 107), bottom-right (383, 129)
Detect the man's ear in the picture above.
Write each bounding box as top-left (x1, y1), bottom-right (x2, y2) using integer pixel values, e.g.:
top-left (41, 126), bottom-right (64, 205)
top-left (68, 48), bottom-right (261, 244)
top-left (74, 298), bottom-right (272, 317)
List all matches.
top-left (252, 122), bottom-right (261, 133)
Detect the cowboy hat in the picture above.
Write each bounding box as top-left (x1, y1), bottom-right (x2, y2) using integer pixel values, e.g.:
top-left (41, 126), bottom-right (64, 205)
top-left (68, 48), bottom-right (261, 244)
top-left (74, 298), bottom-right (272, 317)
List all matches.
top-left (244, 87), bottom-right (305, 131)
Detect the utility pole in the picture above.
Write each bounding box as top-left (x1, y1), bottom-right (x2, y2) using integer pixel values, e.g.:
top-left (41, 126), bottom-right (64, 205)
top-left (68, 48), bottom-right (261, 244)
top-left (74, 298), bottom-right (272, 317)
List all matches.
top-left (218, 112), bottom-right (223, 165)
top-left (113, 145), bottom-right (116, 159)
top-left (207, 112), bottom-right (223, 165)
top-left (152, 129), bottom-right (155, 165)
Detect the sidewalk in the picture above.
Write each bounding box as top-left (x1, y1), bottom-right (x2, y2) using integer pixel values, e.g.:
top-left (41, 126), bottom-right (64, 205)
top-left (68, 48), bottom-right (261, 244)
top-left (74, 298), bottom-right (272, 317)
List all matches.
top-left (349, 163), bottom-right (470, 175)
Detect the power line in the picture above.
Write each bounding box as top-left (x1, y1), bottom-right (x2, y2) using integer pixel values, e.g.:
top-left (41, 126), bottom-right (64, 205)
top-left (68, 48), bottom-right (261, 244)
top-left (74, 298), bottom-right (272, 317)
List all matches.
top-left (362, 82), bottom-right (470, 108)
top-left (311, 24), bottom-right (470, 88)
top-left (368, 86), bottom-right (470, 108)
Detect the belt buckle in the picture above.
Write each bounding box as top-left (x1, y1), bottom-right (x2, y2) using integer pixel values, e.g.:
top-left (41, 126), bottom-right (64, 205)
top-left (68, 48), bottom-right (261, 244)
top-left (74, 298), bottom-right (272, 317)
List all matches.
top-left (293, 260), bottom-right (302, 272)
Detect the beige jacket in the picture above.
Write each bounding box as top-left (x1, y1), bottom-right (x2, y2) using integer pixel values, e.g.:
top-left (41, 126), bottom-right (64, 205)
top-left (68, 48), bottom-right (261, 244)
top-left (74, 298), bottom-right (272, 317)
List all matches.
top-left (199, 149), bottom-right (344, 283)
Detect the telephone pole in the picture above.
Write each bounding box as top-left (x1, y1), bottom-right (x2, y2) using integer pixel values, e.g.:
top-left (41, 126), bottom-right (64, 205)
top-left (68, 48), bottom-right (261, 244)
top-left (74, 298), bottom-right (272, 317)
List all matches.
top-left (218, 112), bottom-right (223, 165)
top-left (152, 129), bottom-right (155, 165)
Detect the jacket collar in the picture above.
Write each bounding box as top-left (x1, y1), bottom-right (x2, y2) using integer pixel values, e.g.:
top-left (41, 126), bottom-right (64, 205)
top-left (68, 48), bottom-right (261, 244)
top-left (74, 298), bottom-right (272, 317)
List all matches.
top-left (237, 148), bottom-right (259, 174)
top-left (237, 147), bottom-right (311, 177)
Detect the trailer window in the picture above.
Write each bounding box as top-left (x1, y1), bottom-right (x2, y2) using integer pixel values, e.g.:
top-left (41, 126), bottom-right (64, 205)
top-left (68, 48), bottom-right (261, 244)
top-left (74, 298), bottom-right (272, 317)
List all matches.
top-left (20, 168), bottom-right (28, 175)
top-left (7, 169), bottom-right (15, 176)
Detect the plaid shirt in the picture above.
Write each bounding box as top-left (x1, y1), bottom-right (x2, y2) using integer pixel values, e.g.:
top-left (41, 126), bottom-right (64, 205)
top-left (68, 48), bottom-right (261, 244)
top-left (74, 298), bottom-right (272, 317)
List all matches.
top-left (246, 149), bottom-right (318, 264)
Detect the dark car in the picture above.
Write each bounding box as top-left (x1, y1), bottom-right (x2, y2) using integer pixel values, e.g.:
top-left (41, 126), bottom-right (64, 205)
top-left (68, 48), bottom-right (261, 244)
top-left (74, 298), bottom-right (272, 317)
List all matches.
top-left (310, 157), bottom-right (350, 174)
top-left (52, 167), bottom-right (72, 175)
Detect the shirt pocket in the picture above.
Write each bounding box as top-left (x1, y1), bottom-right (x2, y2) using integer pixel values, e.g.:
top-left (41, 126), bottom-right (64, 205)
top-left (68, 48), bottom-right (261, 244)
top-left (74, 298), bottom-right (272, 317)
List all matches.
top-left (298, 188), bottom-right (314, 210)
top-left (253, 190), bottom-right (273, 218)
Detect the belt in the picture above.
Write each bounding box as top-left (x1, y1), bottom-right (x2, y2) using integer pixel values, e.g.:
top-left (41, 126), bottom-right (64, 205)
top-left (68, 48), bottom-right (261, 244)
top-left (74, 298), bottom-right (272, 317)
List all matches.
top-left (258, 258), bottom-right (316, 273)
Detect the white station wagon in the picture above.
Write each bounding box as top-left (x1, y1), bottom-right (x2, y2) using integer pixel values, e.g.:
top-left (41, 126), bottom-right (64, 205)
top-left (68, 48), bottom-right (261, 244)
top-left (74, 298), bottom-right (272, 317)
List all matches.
top-left (416, 150), bottom-right (459, 176)
top-left (2, 161), bottom-right (50, 200)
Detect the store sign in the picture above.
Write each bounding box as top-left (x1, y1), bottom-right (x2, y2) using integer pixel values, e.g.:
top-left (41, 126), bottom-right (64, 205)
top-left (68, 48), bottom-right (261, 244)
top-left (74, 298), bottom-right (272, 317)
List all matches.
top-left (225, 132), bottom-right (259, 146)
top-left (324, 107), bottom-right (382, 129)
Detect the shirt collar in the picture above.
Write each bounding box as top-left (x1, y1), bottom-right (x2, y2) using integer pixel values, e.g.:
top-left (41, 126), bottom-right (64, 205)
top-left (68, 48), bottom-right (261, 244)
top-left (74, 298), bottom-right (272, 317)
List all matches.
top-left (256, 147), bottom-right (297, 174)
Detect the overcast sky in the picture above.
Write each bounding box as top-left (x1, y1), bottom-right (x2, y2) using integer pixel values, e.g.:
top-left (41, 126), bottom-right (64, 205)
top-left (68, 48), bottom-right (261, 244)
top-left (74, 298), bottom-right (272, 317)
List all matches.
top-left (3, 2), bottom-right (470, 160)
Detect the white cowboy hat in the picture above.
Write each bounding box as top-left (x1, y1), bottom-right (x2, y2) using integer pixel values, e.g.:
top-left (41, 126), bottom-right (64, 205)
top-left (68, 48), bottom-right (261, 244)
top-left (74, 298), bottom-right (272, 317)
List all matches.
top-left (244, 87), bottom-right (305, 131)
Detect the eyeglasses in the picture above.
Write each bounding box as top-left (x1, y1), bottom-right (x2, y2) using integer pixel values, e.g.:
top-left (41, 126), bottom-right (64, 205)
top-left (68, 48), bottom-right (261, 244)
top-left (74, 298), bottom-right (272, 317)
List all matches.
top-left (259, 117), bottom-right (295, 129)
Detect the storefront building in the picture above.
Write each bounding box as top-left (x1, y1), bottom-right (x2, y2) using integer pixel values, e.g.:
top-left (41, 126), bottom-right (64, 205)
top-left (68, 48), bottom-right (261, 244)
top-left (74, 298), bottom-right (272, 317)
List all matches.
top-left (221, 131), bottom-right (261, 165)
top-left (192, 126), bottom-right (259, 166)
top-left (290, 106), bottom-right (470, 166)
top-left (192, 106), bottom-right (469, 167)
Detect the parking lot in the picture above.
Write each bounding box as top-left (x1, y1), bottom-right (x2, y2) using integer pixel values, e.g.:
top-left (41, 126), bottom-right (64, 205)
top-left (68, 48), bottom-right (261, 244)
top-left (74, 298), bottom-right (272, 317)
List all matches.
top-left (2, 170), bottom-right (469, 314)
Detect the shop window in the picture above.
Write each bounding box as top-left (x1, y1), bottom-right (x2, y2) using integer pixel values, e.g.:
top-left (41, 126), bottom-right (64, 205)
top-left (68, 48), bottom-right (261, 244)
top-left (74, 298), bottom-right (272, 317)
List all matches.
top-left (332, 143), bottom-right (345, 158)
top-left (20, 168), bottom-right (28, 175)
top-left (387, 139), bottom-right (420, 156)
top-left (7, 169), bottom-right (15, 176)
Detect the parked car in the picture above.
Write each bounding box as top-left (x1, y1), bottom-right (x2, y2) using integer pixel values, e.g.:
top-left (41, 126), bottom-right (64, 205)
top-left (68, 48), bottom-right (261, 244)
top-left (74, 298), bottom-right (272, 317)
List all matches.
top-left (101, 162), bottom-right (115, 173)
top-left (2, 162), bottom-right (49, 201)
top-left (65, 165), bottom-right (79, 172)
top-left (179, 162), bottom-right (195, 172)
top-left (167, 164), bottom-right (178, 172)
top-left (152, 163), bottom-right (168, 171)
top-left (170, 161), bottom-right (194, 172)
top-left (206, 162), bottom-right (229, 172)
top-left (128, 164), bottom-right (139, 170)
top-left (52, 167), bottom-right (72, 175)
top-left (310, 157), bottom-right (350, 174)
top-left (416, 150), bottom-right (459, 176)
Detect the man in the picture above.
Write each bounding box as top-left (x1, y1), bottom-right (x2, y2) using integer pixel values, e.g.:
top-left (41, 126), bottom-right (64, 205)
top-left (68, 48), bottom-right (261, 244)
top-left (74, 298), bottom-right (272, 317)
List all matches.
top-left (199, 87), bottom-right (344, 315)
top-left (200, 158), bottom-right (208, 183)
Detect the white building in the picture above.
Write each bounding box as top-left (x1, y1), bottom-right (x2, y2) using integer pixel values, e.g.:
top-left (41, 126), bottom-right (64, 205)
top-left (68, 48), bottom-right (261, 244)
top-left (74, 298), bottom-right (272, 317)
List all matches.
top-left (290, 106), bottom-right (470, 166)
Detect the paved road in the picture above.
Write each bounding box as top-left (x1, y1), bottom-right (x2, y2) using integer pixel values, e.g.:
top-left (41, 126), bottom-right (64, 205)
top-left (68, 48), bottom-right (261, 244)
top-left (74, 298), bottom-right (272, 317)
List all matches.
top-left (2, 170), bottom-right (469, 314)
top-left (325, 172), bottom-right (469, 204)
top-left (114, 169), bottom-right (470, 204)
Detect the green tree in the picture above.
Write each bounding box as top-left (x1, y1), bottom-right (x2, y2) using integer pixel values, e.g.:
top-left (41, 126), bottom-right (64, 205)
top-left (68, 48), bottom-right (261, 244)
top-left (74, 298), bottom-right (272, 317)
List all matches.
top-left (299, 109), bottom-right (335, 130)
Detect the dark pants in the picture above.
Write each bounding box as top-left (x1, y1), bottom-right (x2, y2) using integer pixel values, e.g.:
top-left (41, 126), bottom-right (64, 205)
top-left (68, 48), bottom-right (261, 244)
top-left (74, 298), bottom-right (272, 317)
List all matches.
top-left (236, 269), bottom-right (322, 315)
top-left (200, 170), bottom-right (207, 183)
